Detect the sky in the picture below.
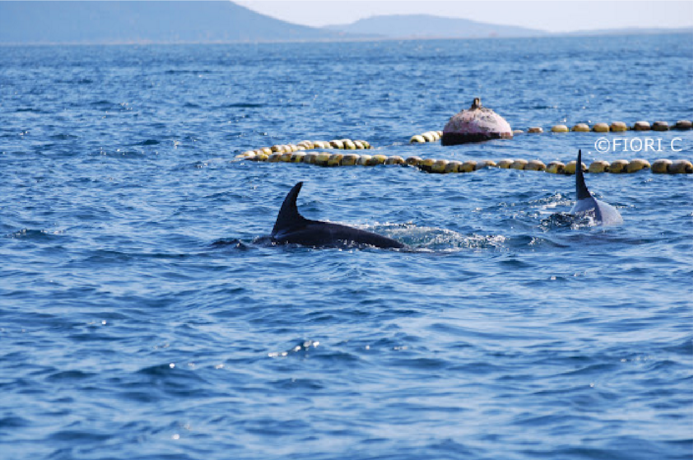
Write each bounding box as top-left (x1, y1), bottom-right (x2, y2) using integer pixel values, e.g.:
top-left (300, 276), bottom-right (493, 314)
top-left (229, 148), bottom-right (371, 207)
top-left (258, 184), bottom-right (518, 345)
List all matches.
top-left (236, 1), bottom-right (693, 33)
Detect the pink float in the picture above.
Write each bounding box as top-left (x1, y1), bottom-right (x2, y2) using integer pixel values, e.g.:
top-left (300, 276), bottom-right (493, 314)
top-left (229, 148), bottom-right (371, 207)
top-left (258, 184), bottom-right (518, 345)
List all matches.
top-left (442, 98), bottom-right (513, 145)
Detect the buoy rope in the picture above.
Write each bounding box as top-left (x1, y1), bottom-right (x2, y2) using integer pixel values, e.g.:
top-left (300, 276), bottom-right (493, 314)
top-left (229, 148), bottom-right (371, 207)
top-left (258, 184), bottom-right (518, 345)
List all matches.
top-left (236, 151), bottom-right (692, 175)
top-left (408, 119), bottom-right (692, 142)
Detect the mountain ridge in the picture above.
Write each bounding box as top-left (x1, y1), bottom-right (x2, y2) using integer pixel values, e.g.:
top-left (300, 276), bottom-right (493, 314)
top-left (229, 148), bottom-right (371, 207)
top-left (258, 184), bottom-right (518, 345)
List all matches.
top-left (0, 1), bottom-right (347, 44)
top-left (323, 14), bottom-right (546, 39)
top-left (0, 2), bottom-right (690, 45)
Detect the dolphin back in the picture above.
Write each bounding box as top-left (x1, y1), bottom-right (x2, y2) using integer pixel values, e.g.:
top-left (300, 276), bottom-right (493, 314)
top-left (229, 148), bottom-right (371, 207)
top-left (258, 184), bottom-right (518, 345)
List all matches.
top-left (570, 150), bottom-right (623, 226)
top-left (576, 150), bottom-right (591, 200)
top-left (270, 182), bottom-right (405, 249)
top-left (272, 182), bottom-right (308, 237)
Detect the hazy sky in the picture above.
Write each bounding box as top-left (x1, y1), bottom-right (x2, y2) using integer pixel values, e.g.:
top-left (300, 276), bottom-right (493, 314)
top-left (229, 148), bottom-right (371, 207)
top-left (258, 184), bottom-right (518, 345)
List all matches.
top-left (237, 1), bottom-right (693, 32)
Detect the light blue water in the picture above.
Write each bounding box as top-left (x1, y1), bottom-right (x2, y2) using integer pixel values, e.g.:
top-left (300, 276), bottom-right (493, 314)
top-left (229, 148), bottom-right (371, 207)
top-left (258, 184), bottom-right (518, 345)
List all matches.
top-left (1, 35), bottom-right (692, 460)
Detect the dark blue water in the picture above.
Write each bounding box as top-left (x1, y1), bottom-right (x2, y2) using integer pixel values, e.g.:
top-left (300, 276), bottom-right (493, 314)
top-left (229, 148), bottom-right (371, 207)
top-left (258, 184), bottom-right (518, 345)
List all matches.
top-left (1, 35), bottom-right (692, 460)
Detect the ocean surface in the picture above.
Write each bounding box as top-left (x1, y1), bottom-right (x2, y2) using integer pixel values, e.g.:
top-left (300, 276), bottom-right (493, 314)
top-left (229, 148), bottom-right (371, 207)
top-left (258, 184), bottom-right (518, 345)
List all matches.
top-left (1, 35), bottom-right (692, 460)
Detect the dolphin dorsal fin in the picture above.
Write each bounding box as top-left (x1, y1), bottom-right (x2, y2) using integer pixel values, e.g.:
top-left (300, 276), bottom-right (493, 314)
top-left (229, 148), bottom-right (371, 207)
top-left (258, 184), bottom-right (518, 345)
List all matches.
top-left (272, 182), bottom-right (308, 236)
top-left (576, 150), bottom-right (592, 200)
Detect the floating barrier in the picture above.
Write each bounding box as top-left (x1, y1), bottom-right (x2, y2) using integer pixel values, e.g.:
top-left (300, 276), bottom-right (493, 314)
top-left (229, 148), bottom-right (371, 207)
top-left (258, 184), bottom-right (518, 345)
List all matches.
top-left (610, 121), bottom-right (628, 132)
top-left (406, 118), bottom-right (691, 145)
top-left (633, 121), bottom-right (651, 131)
top-left (410, 131), bottom-right (442, 144)
top-left (652, 121), bottom-right (669, 132)
top-left (608, 159), bottom-right (629, 173)
top-left (588, 160), bottom-right (610, 173)
top-left (240, 138), bottom-right (372, 159)
top-left (564, 161), bottom-right (586, 175)
top-left (675, 120), bottom-right (692, 130)
top-left (238, 151), bottom-right (692, 175)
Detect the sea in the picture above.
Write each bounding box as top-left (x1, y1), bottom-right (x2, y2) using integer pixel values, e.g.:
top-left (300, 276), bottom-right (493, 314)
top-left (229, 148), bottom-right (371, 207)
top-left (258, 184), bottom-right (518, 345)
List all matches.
top-left (1, 34), bottom-right (692, 460)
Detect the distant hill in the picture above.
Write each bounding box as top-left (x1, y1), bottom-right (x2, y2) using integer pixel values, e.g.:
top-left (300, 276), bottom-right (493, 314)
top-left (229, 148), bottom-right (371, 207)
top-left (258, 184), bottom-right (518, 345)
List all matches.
top-left (0, 1), bottom-right (347, 44)
top-left (0, 3), bottom-right (689, 45)
top-left (324, 14), bottom-right (546, 39)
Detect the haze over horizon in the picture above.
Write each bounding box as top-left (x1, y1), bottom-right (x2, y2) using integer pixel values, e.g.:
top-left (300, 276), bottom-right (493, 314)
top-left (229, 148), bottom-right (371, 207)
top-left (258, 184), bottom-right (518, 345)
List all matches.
top-left (238, 1), bottom-right (693, 33)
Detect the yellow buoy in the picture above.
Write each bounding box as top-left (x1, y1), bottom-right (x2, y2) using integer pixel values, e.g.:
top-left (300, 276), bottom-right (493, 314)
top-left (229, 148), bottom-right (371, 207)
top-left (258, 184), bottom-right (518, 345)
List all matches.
top-left (608, 159), bottom-right (628, 173)
top-left (525, 160), bottom-right (546, 171)
top-left (632, 121), bottom-right (651, 131)
top-left (564, 161), bottom-right (586, 175)
top-left (302, 153), bottom-right (318, 164)
top-left (572, 123), bottom-right (590, 132)
top-left (252, 153), bottom-right (268, 162)
top-left (497, 159), bottom-right (513, 169)
top-left (369, 155), bottom-right (388, 166)
top-left (528, 127), bottom-right (543, 134)
top-left (650, 159), bottom-right (671, 174)
top-left (460, 161), bottom-right (477, 172)
top-left (551, 125), bottom-right (569, 133)
top-left (674, 120), bottom-right (692, 130)
top-left (592, 123), bottom-right (609, 133)
top-left (343, 140), bottom-right (357, 150)
top-left (315, 152), bottom-right (331, 166)
top-left (610, 121), bottom-right (628, 132)
top-left (405, 156), bottom-right (422, 166)
top-left (475, 160), bottom-right (496, 170)
top-left (341, 154), bottom-right (360, 166)
top-left (626, 158), bottom-right (650, 173)
top-left (330, 140), bottom-right (345, 149)
top-left (669, 160), bottom-right (693, 174)
top-left (290, 152), bottom-right (306, 163)
top-left (353, 141), bottom-right (365, 149)
top-left (355, 140), bottom-right (371, 149)
top-left (386, 156), bottom-right (405, 165)
top-left (357, 154), bottom-right (372, 166)
top-left (419, 158), bottom-right (436, 172)
top-left (267, 153), bottom-right (282, 163)
top-left (445, 161), bottom-right (462, 173)
top-left (437, 131), bottom-right (443, 137)
top-left (546, 161), bottom-right (565, 174)
top-left (511, 159), bottom-right (528, 170)
top-left (588, 160), bottom-right (610, 173)
top-left (422, 132), bottom-right (435, 142)
top-left (513, 129), bottom-right (524, 134)
top-left (327, 154), bottom-right (344, 166)
top-left (410, 135), bottom-right (426, 144)
top-left (652, 121), bottom-right (669, 132)
top-left (279, 152), bottom-right (292, 162)
top-left (261, 147), bottom-right (272, 155)
top-left (270, 145), bottom-right (283, 152)
top-left (431, 159), bottom-right (449, 173)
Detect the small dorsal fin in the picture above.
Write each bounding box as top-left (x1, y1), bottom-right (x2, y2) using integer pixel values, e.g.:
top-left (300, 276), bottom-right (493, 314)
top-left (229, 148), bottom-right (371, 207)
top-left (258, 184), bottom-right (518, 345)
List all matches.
top-left (576, 150), bottom-right (592, 200)
top-left (272, 182), bottom-right (308, 236)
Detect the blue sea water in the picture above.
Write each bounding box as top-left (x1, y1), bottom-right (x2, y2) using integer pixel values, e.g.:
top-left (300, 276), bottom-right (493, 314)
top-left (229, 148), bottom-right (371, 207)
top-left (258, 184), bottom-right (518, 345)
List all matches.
top-left (1, 35), bottom-right (692, 460)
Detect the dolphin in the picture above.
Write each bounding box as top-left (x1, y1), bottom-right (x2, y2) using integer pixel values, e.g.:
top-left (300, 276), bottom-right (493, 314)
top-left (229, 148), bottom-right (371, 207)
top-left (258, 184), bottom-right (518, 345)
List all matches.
top-left (270, 182), bottom-right (405, 249)
top-left (570, 150), bottom-right (623, 226)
